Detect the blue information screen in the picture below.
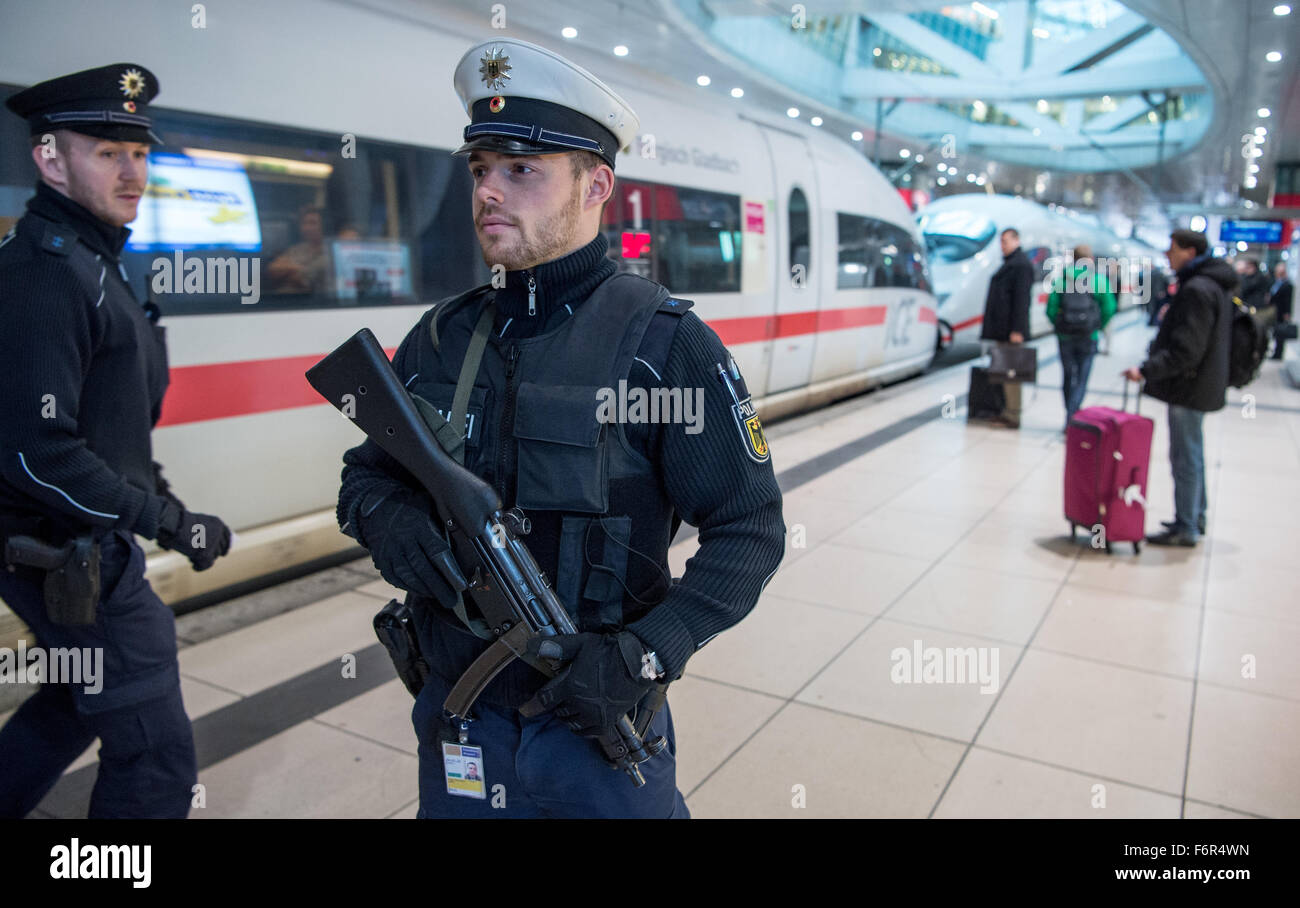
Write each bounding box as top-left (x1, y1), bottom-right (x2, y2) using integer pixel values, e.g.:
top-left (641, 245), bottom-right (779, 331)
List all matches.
top-left (1219, 220), bottom-right (1283, 244)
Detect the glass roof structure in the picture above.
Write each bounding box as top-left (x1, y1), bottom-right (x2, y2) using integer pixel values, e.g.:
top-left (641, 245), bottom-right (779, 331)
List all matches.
top-left (673, 0), bottom-right (1211, 172)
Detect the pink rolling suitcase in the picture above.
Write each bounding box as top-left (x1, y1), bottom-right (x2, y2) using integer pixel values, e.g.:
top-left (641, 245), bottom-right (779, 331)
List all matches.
top-left (1065, 381), bottom-right (1154, 554)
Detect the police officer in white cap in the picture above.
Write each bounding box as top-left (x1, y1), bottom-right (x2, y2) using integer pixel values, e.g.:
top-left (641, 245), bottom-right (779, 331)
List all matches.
top-left (337, 39), bottom-right (784, 818)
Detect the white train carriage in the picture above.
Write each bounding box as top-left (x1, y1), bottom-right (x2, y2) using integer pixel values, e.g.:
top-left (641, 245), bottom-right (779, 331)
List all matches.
top-left (919, 194), bottom-right (1159, 348)
top-left (0, 0), bottom-right (936, 605)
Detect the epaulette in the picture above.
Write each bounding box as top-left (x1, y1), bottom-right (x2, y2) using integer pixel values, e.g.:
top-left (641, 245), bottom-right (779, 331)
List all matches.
top-left (429, 282), bottom-right (493, 351)
top-left (658, 296), bottom-right (694, 315)
top-left (40, 224), bottom-right (78, 256)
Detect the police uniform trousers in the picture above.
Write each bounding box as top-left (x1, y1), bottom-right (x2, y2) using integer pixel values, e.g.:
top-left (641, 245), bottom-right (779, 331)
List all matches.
top-left (0, 529), bottom-right (196, 818)
top-left (411, 671), bottom-right (689, 818)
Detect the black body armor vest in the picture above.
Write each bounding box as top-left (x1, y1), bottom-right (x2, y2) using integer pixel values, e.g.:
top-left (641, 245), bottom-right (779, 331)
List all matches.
top-left (407, 272), bottom-right (690, 706)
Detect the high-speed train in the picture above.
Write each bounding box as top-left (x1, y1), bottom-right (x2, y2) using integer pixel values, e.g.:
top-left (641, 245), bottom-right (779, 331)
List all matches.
top-left (918, 194), bottom-right (1162, 348)
top-left (0, 0), bottom-right (937, 606)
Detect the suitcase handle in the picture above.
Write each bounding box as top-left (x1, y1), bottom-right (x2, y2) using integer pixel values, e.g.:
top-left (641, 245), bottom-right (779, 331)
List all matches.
top-left (1122, 378), bottom-right (1144, 415)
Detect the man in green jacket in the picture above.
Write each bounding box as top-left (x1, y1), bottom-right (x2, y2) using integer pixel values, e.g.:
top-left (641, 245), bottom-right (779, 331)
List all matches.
top-left (1047, 244), bottom-right (1118, 425)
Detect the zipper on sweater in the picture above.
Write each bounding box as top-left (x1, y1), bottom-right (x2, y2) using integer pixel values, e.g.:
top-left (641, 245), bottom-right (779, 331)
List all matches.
top-left (497, 343), bottom-right (520, 503)
top-left (526, 273), bottom-right (536, 317)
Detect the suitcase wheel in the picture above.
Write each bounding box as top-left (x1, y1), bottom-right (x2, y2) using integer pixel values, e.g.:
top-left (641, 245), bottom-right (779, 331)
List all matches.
top-left (1133, 541), bottom-right (1142, 555)
top-left (1105, 540), bottom-right (1114, 554)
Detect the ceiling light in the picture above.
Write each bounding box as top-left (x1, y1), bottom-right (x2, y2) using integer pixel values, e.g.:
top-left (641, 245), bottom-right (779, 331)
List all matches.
top-left (1032, 27), bottom-right (1050, 39)
top-left (915, 154), bottom-right (924, 163)
top-left (731, 87), bottom-right (744, 98)
top-left (697, 75), bottom-right (711, 86)
top-left (1255, 126), bottom-right (1268, 137)
top-left (1266, 51), bottom-right (1282, 62)
top-left (810, 116), bottom-right (823, 126)
top-left (1274, 4), bottom-right (1290, 15)
top-left (971, 2), bottom-right (999, 19)
top-left (851, 130), bottom-right (863, 141)
top-left (561, 27), bottom-right (577, 39)
top-left (1245, 176), bottom-right (1258, 188)
top-left (1237, 241), bottom-right (1250, 251)
top-left (1189, 215), bottom-right (1207, 231)
top-left (786, 107), bottom-right (799, 118)
top-left (1249, 163), bottom-right (1260, 173)
top-left (899, 148), bottom-right (911, 158)
top-left (937, 176), bottom-right (948, 186)
top-left (1258, 108), bottom-right (1271, 118)
top-left (873, 47), bottom-right (882, 57)
top-left (613, 45), bottom-right (629, 56)
top-left (976, 175), bottom-right (987, 186)
top-left (966, 173), bottom-right (976, 182)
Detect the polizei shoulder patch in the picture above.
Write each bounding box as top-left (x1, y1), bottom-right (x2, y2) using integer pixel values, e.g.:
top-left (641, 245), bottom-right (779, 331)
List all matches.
top-left (715, 356), bottom-right (769, 463)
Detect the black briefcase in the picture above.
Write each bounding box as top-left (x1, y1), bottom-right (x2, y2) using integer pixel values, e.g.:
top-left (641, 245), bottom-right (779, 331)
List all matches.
top-left (967, 366), bottom-right (1006, 421)
top-left (1275, 322), bottom-right (1298, 341)
top-left (987, 343), bottom-right (1037, 383)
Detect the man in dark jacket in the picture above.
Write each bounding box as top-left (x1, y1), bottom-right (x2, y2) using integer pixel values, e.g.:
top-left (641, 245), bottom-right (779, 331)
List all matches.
top-left (1269, 262), bottom-right (1292, 360)
top-left (1239, 257), bottom-right (1271, 313)
top-left (979, 227), bottom-right (1035, 426)
top-left (1123, 229), bottom-right (1234, 546)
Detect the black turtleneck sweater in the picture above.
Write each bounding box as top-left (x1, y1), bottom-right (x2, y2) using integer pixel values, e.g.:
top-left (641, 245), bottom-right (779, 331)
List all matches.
top-left (0, 182), bottom-right (170, 539)
top-left (489, 233), bottom-right (617, 340)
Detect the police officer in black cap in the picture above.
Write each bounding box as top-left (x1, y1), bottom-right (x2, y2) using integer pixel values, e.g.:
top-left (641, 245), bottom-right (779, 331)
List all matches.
top-left (0, 64), bottom-right (231, 817)
top-left (337, 39), bottom-right (785, 818)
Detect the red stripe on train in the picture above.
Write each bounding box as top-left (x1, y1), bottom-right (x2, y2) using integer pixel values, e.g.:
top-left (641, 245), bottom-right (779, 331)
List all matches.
top-left (157, 302), bottom-right (906, 426)
top-left (157, 347), bottom-right (399, 427)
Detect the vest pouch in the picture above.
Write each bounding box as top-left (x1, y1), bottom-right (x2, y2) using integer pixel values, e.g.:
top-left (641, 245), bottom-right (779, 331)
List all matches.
top-left (512, 382), bottom-right (608, 513)
top-left (557, 515), bottom-right (631, 631)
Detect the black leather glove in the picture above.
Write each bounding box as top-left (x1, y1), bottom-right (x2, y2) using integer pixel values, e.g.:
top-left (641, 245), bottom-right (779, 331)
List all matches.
top-left (357, 488), bottom-right (466, 608)
top-left (522, 631), bottom-right (656, 738)
top-left (156, 499), bottom-right (232, 572)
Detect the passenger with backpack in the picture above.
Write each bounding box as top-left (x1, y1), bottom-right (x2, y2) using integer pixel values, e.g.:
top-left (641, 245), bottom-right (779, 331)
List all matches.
top-left (1122, 229), bottom-right (1235, 546)
top-left (1048, 244), bottom-right (1117, 426)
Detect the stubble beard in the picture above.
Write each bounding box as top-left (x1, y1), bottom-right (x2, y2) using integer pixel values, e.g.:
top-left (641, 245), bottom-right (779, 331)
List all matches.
top-left (479, 180), bottom-right (583, 272)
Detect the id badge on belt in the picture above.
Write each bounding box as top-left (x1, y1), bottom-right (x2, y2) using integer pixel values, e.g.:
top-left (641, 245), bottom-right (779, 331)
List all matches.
top-left (442, 742), bottom-right (487, 800)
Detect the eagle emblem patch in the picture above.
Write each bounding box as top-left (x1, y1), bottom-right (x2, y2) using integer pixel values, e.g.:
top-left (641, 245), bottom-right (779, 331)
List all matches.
top-left (716, 358), bottom-right (769, 464)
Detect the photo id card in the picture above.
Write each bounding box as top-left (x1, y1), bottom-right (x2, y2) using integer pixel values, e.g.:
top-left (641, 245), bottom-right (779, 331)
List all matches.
top-left (442, 742), bottom-right (486, 799)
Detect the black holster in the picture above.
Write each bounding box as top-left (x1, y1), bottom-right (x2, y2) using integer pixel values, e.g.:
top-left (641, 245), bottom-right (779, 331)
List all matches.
top-left (374, 598), bottom-right (430, 698)
top-left (3, 534), bottom-right (101, 626)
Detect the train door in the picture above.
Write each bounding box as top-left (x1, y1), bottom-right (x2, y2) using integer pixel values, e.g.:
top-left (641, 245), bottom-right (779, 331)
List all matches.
top-left (759, 128), bottom-right (820, 394)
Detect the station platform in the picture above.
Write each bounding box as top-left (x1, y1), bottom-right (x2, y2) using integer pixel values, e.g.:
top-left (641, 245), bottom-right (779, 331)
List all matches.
top-left (9, 308), bottom-right (1299, 819)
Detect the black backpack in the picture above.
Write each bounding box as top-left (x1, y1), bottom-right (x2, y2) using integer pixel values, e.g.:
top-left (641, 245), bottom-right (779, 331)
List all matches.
top-left (1057, 288), bottom-right (1101, 336)
top-left (1228, 295), bottom-right (1269, 388)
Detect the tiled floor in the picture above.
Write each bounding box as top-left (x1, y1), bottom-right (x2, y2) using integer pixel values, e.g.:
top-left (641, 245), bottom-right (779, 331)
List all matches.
top-left (9, 311), bottom-right (1298, 818)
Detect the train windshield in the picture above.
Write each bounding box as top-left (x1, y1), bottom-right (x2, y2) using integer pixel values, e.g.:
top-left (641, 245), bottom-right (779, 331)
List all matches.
top-left (920, 211), bottom-right (997, 263)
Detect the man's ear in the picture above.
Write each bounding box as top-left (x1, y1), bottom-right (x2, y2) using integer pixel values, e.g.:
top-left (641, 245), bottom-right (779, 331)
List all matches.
top-left (585, 163), bottom-right (614, 213)
top-left (31, 135), bottom-right (71, 193)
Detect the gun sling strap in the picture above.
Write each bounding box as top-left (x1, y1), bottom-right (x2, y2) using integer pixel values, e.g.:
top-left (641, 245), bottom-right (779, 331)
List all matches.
top-left (412, 296), bottom-right (497, 639)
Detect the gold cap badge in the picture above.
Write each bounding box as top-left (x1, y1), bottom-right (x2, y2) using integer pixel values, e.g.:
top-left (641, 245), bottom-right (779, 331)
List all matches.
top-left (118, 68), bottom-right (146, 99)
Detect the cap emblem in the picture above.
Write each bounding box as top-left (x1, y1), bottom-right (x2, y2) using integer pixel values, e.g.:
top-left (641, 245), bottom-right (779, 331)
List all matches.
top-left (118, 68), bottom-right (146, 99)
top-left (489, 95), bottom-right (505, 114)
top-left (123, 101), bottom-right (137, 113)
top-left (479, 48), bottom-right (512, 91)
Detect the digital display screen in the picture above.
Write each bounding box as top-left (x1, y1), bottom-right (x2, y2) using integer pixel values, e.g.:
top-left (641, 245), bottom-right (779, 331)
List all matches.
top-left (1218, 220), bottom-right (1283, 244)
top-left (126, 153), bottom-right (262, 251)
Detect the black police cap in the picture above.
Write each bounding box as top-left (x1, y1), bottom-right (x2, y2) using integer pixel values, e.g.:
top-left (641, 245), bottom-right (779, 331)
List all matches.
top-left (5, 63), bottom-right (162, 145)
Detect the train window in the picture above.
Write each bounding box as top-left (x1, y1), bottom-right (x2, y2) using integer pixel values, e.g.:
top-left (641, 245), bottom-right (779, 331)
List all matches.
top-left (919, 210), bottom-right (997, 263)
top-left (837, 213), bottom-right (930, 292)
top-left (0, 85), bottom-right (488, 315)
top-left (602, 179), bottom-right (741, 294)
top-left (789, 187), bottom-right (811, 283)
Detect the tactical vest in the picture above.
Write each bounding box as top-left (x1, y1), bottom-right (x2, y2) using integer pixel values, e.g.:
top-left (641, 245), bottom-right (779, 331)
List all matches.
top-left (407, 272), bottom-right (689, 704)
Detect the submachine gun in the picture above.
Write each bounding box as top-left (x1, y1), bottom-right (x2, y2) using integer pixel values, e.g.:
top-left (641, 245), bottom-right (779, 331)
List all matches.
top-left (306, 328), bottom-right (667, 787)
